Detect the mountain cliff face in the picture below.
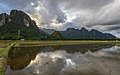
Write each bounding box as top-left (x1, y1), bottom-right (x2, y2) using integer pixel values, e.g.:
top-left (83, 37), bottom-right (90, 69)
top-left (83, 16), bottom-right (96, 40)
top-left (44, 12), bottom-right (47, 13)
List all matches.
top-left (60, 28), bottom-right (116, 39)
top-left (0, 10), bottom-right (45, 40)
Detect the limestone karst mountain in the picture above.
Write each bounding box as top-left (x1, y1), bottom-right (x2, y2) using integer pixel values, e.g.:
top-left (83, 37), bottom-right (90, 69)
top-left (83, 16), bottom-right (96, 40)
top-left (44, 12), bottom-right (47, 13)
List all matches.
top-left (0, 10), bottom-right (46, 40)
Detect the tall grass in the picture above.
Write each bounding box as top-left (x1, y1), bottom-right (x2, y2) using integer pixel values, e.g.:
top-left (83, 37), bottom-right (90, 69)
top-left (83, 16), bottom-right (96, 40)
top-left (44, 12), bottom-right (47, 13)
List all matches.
top-left (0, 43), bottom-right (14, 75)
top-left (0, 66), bottom-right (5, 75)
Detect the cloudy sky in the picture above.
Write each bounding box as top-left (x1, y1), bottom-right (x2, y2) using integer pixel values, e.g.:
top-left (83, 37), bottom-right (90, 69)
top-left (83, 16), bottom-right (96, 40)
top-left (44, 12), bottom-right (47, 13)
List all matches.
top-left (0, 0), bottom-right (120, 37)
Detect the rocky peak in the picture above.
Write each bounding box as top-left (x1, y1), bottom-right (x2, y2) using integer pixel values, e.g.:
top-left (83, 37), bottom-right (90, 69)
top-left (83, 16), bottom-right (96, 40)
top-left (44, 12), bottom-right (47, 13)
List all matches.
top-left (49, 31), bottom-right (64, 40)
top-left (0, 10), bottom-right (45, 40)
top-left (80, 27), bottom-right (89, 32)
top-left (90, 29), bottom-right (101, 33)
top-left (10, 10), bottom-right (29, 18)
top-left (0, 13), bottom-right (9, 26)
top-left (0, 10), bottom-right (36, 27)
top-left (60, 27), bottom-right (116, 39)
top-left (81, 27), bottom-right (86, 30)
top-left (10, 10), bottom-right (31, 22)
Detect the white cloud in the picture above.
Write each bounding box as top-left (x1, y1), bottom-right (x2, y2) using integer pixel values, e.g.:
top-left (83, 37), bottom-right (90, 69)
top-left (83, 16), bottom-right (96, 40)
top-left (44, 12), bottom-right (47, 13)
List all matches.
top-left (0, 0), bottom-right (120, 37)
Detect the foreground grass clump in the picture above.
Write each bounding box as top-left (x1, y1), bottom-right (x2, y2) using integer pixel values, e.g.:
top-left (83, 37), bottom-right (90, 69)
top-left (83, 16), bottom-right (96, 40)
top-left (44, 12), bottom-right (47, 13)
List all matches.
top-left (0, 66), bottom-right (5, 75)
top-left (0, 48), bottom-right (9, 58)
top-left (0, 42), bottom-right (15, 75)
top-left (0, 44), bottom-right (12, 58)
top-left (0, 58), bottom-right (6, 75)
top-left (0, 46), bottom-right (11, 75)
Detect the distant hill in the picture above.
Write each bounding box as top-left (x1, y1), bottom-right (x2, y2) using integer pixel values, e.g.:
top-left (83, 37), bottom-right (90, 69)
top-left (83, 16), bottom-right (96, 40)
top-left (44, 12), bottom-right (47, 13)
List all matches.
top-left (60, 28), bottom-right (116, 40)
top-left (49, 31), bottom-right (64, 40)
top-left (0, 10), bottom-right (46, 40)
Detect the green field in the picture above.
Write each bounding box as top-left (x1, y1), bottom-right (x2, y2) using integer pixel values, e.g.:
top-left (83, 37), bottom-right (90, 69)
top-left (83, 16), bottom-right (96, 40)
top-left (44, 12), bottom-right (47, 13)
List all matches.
top-left (0, 40), bottom-right (120, 58)
top-left (0, 40), bottom-right (120, 56)
top-left (14, 40), bottom-right (120, 47)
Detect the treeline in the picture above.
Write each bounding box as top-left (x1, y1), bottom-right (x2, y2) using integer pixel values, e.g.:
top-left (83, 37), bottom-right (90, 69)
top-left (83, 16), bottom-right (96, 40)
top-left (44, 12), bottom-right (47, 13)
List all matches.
top-left (44, 38), bottom-right (120, 41)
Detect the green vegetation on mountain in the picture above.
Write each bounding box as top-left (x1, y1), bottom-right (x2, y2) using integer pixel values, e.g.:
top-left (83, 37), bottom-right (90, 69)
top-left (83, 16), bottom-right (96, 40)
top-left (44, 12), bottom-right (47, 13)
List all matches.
top-left (0, 10), bottom-right (46, 40)
top-left (49, 31), bottom-right (64, 40)
top-left (60, 28), bottom-right (116, 40)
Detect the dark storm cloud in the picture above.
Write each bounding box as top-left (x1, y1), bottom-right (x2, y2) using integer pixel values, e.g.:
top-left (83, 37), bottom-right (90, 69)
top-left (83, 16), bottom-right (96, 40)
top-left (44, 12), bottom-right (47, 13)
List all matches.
top-left (0, 0), bottom-right (115, 24)
top-left (0, 0), bottom-right (120, 37)
top-left (0, 0), bottom-right (38, 8)
top-left (0, 0), bottom-right (66, 24)
top-left (105, 25), bottom-right (120, 31)
top-left (61, 0), bottom-right (114, 11)
top-left (117, 32), bottom-right (120, 33)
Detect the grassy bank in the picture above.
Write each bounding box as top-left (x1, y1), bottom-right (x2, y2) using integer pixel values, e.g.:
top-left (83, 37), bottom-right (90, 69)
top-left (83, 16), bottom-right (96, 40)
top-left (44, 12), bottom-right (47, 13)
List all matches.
top-left (0, 42), bottom-right (14, 75)
top-left (0, 47), bottom-right (8, 75)
top-left (0, 58), bottom-right (6, 75)
top-left (1, 40), bottom-right (119, 58)
top-left (0, 40), bottom-right (120, 56)
top-left (14, 40), bottom-right (120, 47)
top-left (0, 42), bottom-right (14, 58)
top-left (0, 65), bottom-right (5, 75)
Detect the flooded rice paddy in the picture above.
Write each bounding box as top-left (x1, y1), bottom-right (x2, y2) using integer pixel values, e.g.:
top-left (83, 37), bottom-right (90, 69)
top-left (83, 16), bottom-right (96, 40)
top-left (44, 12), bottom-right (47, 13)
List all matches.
top-left (6, 44), bottom-right (120, 75)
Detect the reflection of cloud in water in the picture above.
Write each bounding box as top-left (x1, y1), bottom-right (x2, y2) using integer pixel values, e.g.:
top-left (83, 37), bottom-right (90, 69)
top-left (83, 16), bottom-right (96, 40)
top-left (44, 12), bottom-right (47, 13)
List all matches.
top-left (88, 46), bottom-right (120, 57)
top-left (6, 46), bottom-right (120, 75)
top-left (7, 44), bottom-right (115, 71)
top-left (101, 46), bottom-right (120, 52)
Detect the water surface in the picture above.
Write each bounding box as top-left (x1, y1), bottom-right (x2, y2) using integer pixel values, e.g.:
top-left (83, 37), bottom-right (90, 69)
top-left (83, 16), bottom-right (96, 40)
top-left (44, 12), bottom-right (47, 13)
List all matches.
top-left (6, 44), bottom-right (120, 75)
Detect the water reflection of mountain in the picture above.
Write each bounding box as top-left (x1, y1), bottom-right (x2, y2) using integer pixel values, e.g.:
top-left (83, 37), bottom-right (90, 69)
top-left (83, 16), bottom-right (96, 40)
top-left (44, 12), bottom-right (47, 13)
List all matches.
top-left (7, 44), bottom-right (115, 71)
